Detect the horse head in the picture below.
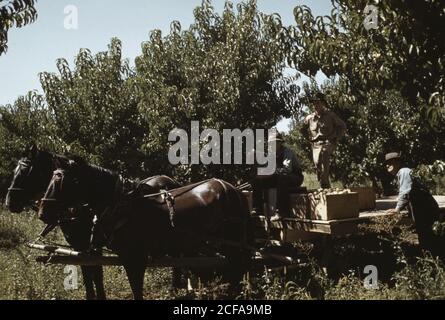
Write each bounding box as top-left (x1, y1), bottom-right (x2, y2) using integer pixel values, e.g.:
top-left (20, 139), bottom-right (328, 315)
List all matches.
top-left (38, 157), bottom-right (84, 224)
top-left (6, 143), bottom-right (55, 213)
top-left (38, 156), bottom-right (113, 225)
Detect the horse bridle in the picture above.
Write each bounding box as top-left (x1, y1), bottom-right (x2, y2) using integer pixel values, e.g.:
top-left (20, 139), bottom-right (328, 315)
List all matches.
top-left (39, 169), bottom-right (94, 227)
top-left (40, 169), bottom-right (68, 205)
top-left (8, 159), bottom-right (49, 194)
top-left (7, 160), bottom-right (32, 193)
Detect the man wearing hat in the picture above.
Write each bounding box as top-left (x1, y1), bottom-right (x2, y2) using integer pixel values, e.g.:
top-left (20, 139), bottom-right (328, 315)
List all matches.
top-left (385, 152), bottom-right (442, 257)
top-left (252, 131), bottom-right (304, 221)
top-left (301, 93), bottom-right (347, 188)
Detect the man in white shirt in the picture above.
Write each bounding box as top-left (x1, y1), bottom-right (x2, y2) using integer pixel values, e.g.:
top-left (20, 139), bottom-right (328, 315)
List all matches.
top-left (385, 152), bottom-right (442, 257)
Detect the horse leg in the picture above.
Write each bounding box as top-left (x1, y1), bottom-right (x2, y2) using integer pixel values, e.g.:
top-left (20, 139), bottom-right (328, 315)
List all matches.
top-left (80, 266), bottom-right (96, 300)
top-left (92, 266), bottom-right (106, 300)
top-left (121, 254), bottom-right (147, 300)
top-left (170, 267), bottom-right (182, 293)
top-left (223, 248), bottom-right (251, 296)
top-left (89, 248), bottom-right (106, 300)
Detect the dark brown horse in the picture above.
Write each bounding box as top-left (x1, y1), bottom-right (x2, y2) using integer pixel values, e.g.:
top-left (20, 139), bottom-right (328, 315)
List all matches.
top-left (39, 158), bottom-right (253, 300)
top-left (5, 145), bottom-right (179, 299)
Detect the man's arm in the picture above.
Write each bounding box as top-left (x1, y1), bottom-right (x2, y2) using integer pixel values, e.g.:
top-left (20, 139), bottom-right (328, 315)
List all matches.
top-left (395, 169), bottom-right (413, 212)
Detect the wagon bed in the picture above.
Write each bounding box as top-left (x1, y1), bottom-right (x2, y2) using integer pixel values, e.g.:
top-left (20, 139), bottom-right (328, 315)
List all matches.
top-left (254, 195), bottom-right (445, 238)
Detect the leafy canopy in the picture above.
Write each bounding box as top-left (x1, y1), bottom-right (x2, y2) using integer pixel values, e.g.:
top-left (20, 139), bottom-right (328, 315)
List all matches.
top-left (0, 0), bottom-right (38, 55)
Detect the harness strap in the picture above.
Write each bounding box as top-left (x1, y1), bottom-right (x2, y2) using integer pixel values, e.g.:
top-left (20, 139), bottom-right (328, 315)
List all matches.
top-left (214, 178), bottom-right (228, 193)
top-left (142, 179), bottom-right (214, 200)
top-left (162, 190), bottom-right (176, 227)
top-left (7, 187), bottom-right (26, 192)
top-left (89, 174), bottom-right (127, 249)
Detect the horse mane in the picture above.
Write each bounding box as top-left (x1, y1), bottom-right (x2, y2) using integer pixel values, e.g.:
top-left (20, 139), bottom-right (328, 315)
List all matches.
top-left (52, 152), bottom-right (118, 193)
top-left (86, 163), bottom-right (117, 180)
top-left (26, 148), bottom-right (116, 180)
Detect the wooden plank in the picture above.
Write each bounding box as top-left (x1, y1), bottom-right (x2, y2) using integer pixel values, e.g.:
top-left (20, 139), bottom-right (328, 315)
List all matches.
top-left (28, 243), bottom-right (83, 256)
top-left (36, 255), bottom-right (121, 266)
top-left (255, 252), bottom-right (295, 265)
top-left (374, 196), bottom-right (445, 210)
top-left (35, 252), bottom-right (297, 268)
top-left (36, 255), bottom-right (229, 268)
top-left (253, 215), bottom-right (360, 235)
top-left (350, 187), bottom-right (376, 210)
top-left (329, 221), bottom-right (358, 235)
top-left (280, 229), bottom-right (320, 242)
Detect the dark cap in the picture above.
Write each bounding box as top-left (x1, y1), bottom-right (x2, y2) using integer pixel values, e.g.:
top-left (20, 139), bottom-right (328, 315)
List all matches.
top-left (385, 152), bottom-right (402, 162)
top-left (309, 92), bottom-right (327, 103)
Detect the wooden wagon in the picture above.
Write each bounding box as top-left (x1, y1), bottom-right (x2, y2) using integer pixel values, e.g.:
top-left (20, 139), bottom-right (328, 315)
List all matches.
top-left (250, 192), bottom-right (445, 272)
top-left (28, 189), bottom-right (445, 273)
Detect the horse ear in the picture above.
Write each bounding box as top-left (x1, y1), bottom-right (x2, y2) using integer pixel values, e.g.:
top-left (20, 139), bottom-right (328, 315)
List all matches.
top-left (69, 155), bottom-right (87, 167)
top-left (54, 157), bottom-right (70, 170)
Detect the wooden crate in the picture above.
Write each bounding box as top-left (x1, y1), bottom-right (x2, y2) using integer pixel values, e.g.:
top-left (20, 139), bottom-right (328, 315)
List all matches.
top-left (309, 192), bottom-right (359, 221)
top-left (289, 194), bottom-right (312, 219)
top-left (350, 187), bottom-right (376, 210)
top-left (280, 229), bottom-right (319, 242)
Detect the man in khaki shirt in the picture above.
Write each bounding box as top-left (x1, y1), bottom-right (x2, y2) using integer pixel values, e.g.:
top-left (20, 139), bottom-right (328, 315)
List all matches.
top-left (301, 93), bottom-right (346, 188)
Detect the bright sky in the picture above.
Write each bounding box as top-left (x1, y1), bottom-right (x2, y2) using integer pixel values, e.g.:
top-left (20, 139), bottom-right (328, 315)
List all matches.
top-left (0, 0), bottom-right (333, 131)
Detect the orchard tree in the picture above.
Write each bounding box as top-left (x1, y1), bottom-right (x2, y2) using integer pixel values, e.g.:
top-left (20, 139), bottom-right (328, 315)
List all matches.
top-left (39, 38), bottom-right (147, 177)
top-left (134, 0), bottom-right (300, 183)
top-left (287, 0), bottom-right (444, 117)
top-left (288, 80), bottom-right (445, 194)
top-left (0, 91), bottom-right (50, 197)
top-left (0, 0), bottom-right (38, 55)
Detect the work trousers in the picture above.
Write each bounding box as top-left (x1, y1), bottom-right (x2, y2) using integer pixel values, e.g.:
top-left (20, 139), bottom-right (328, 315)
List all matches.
top-left (312, 142), bottom-right (336, 189)
top-left (252, 173), bottom-right (303, 217)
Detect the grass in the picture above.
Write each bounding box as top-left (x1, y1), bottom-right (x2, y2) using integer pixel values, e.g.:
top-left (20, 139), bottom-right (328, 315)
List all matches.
top-left (0, 210), bottom-right (175, 300)
top-left (0, 207), bottom-right (444, 300)
top-left (302, 172), bottom-right (344, 190)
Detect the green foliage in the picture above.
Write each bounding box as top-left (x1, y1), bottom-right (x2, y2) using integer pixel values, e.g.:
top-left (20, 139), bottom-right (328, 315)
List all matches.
top-left (1, 209), bottom-right (445, 300)
top-left (1, 0), bottom-right (300, 187)
top-left (39, 38), bottom-right (146, 177)
top-left (0, 91), bottom-right (50, 194)
top-left (0, 210), bottom-right (175, 300)
top-left (288, 0), bottom-right (445, 115)
top-left (391, 255), bottom-right (445, 300)
top-left (288, 80), bottom-right (445, 191)
top-left (0, 0), bottom-right (38, 55)
top-left (415, 161), bottom-right (445, 195)
top-left (0, 212), bottom-right (26, 249)
top-left (286, 1), bottom-right (445, 190)
top-left (134, 0), bottom-right (299, 182)
top-left (0, 39), bottom-right (147, 191)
